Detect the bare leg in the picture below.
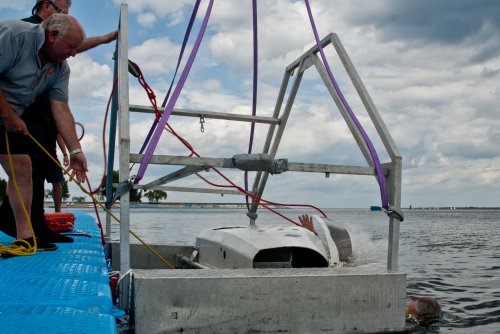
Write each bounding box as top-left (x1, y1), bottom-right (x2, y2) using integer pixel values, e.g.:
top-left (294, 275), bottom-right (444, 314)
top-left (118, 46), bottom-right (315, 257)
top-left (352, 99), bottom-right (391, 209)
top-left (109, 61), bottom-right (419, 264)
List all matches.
top-left (52, 181), bottom-right (62, 212)
top-left (0, 154), bottom-right (33, 239)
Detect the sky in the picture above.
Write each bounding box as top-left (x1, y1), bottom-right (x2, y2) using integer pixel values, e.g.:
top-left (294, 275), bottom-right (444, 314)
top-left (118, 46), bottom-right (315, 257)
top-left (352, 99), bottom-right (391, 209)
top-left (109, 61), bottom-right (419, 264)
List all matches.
top-left (0, 0), bottom-right (499, 209)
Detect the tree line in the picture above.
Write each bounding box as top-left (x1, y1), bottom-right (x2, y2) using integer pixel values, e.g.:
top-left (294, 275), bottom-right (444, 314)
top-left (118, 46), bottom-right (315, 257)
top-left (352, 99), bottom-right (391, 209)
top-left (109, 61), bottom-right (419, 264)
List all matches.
top-left (100, 171), bottom-right (167, 203)
top-left (0, 171), bottom-right (167, 204)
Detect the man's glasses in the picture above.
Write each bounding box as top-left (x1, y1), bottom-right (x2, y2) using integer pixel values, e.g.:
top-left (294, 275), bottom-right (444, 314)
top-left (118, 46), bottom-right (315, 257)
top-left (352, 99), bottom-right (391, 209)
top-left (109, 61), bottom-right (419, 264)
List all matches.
top-left (48, 0), bottom-right (63, 14)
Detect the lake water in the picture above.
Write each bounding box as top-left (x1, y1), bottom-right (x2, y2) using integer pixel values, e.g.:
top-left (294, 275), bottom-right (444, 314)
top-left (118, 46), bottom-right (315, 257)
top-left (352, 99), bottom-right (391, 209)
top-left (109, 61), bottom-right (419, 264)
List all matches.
top-left (84, 207), bottom-right (500, 333)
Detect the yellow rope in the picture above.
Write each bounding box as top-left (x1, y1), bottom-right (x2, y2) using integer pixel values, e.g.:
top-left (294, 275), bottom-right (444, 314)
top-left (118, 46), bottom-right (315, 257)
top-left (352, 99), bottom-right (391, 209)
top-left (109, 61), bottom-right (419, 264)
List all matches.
top-left (0, 129), bottom-right (37, 257)
top-left (26, 133), bottom-right (175, 269)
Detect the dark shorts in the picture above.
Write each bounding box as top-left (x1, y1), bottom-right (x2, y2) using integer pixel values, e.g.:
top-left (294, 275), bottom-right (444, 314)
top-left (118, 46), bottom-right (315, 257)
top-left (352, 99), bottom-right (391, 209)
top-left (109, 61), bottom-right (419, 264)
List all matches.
top-left (45, 157), bottom-right (65, 183)
top-left (0, 126), bottom-right (30, 154)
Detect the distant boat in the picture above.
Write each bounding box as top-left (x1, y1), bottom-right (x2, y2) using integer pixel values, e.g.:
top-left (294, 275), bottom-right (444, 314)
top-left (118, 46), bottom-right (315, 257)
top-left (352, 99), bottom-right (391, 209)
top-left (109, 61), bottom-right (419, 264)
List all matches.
top-left (370, 205), bottom-right (382, 211)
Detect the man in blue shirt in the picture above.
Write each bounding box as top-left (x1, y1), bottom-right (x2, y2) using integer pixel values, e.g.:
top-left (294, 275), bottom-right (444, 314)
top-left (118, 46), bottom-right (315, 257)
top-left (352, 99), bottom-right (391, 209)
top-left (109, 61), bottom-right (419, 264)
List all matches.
top-left (0, 14), bottom-right (88, 250)
top-left (0, 0), bottom-right (116, 245)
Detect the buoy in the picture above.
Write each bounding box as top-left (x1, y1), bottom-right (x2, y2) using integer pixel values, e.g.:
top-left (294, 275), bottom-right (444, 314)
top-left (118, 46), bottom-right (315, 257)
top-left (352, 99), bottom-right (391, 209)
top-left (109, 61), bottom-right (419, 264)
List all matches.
top-left (45, 212), bottom-right (75, 232)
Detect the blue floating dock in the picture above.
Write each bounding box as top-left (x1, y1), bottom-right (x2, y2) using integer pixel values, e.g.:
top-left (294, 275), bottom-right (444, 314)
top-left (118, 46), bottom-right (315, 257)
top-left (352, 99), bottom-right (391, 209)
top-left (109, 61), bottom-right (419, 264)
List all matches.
top-left (0, 211), bottom-right (117, 334)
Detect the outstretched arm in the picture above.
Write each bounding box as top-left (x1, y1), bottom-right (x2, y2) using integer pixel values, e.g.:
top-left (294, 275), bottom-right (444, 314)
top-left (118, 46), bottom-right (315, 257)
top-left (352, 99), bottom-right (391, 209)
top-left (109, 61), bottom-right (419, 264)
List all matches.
top-left (77, 30), bottom-right (118, 53)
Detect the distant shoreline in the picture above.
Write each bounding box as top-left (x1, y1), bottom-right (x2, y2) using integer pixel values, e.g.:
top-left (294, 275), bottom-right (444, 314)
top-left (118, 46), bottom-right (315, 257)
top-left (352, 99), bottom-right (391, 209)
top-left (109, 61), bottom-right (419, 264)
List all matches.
top-left (38, 201), bottom-right (500, 210)
top-left (407, 206), bottom-right (500, 210)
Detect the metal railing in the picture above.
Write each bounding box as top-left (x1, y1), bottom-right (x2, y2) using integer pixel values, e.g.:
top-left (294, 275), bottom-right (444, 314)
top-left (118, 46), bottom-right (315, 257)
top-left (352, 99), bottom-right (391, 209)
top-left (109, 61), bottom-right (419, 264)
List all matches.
top-left (109, 2), bottom-right (403, 309)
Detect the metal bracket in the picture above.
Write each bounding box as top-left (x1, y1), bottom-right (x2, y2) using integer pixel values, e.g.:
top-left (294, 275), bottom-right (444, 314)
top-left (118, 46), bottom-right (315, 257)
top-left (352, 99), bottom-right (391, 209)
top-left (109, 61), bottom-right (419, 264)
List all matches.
top-left (387, 207), bottom-right (404, 222)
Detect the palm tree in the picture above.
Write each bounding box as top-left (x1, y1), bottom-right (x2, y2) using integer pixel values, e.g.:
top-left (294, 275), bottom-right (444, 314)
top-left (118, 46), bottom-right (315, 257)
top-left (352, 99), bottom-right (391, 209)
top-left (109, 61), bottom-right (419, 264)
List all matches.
top-left (144, 190), bottom-right (167, 203)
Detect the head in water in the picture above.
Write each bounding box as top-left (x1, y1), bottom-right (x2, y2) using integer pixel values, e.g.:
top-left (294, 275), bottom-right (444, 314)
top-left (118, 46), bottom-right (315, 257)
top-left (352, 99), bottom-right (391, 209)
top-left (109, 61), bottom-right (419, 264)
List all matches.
top-left (406, 296), bottom-right (442, 326)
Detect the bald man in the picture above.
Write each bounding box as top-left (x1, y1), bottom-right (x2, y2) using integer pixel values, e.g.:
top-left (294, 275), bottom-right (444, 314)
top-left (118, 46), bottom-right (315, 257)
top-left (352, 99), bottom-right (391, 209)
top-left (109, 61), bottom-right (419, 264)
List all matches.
top-left (0, 14), bottom-right (88, 250)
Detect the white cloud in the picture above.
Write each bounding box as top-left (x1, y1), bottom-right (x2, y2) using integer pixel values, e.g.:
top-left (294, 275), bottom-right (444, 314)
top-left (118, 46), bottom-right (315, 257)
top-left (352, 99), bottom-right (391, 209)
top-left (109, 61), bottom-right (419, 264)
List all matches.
top-left (1, 0), bottom-right (499, 208)
top-left (129, 37), bottom-right (181, 76)
top-left (68, 55), bottom-right (114, 100)
top-left (111, 0), bottom-right (193, 28)
top-left (207, 0), bottom-right (316, 77)
top-left (201, 79), bottom-right (221, 91)
top-left (136, 12), bottom-right (157, 29)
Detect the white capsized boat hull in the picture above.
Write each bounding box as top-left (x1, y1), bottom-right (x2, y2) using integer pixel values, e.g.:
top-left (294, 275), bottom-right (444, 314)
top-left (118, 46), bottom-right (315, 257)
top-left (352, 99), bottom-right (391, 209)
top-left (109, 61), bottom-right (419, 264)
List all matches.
top-left (195, 222), bottom-right (351, 269)
top-left (196, 225), bottom-right (329, 268)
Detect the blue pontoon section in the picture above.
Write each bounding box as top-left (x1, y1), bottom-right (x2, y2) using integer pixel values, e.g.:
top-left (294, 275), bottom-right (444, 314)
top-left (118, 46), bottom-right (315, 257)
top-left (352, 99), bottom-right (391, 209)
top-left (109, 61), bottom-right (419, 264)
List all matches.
top-left (0, 211), bottom-right (117, 334)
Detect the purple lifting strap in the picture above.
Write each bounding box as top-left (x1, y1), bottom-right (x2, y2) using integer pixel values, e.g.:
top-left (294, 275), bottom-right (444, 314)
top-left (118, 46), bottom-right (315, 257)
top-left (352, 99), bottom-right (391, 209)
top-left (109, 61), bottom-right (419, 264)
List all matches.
top-left (304, 0), bottom-right (389, 210)
top-left (133, 0), bottom-right (201, 167)
top-left (134, 0), bottom-right (214, 183)
top-left (161, 0), bottom-right (202, 108)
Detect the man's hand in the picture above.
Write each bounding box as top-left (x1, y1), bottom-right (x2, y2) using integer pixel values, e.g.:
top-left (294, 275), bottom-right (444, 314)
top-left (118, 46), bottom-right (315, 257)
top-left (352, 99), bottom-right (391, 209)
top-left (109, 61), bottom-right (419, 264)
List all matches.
top-left (68, 151), bottom-right (88, 183)
top-left (63, 154), bottom-right (69, 167)
top-left (104, 30), bottom-right (118, 44)
top-left (3, 113), bottom-right (28, 135)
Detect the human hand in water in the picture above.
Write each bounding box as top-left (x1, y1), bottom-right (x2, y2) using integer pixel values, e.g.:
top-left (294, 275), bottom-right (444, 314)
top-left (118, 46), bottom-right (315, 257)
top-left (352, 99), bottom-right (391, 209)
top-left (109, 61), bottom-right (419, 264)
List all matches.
top-left (298, 214), bottom-right (315, 233)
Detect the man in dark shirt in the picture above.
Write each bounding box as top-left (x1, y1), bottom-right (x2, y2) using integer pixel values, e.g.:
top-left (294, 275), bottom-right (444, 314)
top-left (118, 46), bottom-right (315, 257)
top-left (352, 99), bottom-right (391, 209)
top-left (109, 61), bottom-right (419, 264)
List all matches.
top-left (24, 1), bottom-right (69, 217)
